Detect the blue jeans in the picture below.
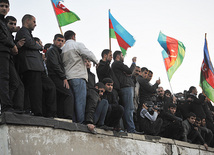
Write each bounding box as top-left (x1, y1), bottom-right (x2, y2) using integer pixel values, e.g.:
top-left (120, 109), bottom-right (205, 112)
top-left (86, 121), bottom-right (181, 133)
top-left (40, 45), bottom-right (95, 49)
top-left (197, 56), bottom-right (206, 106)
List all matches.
top-left (69, 79), bottom-right (86, 123)
top-left (94, 99), bottom-right (109, 126)
top-left (119, 87), bottom-right (135, 132)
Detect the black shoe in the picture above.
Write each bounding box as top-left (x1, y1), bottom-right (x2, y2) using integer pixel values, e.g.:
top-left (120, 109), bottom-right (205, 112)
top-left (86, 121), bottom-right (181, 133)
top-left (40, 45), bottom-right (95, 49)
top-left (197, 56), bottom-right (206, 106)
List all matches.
top-left (128, 130), bottom-right (144, 134)
top-left (98, 125), bottom-right (114, 131)
top-left (13, 110), bottom-right (24, 114)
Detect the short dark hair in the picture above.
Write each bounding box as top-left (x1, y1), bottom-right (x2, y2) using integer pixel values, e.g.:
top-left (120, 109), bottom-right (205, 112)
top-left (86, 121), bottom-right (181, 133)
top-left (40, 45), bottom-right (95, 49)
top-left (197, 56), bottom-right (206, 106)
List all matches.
top-left (64, 30), bottom-right (75, 41)
top-left (168, 103), bottom-right (176, 108)
top-left (54, 34), bottom-right (64, 40)
top-left (196, 117), bottom-right (201, 122)
top-left (148, 70), bottom-right (153, 74)
top-left (33, 37), bottom-right (40, 42)
top-left (113, 50), bottom-right (122, 60)
top-left (22, 14), bottom-right (34, 25)
top-left (188, 86), bottom-right (196, 93)
top-left (94, 82), bottom-right (105, 89)
top-left (165, 90), bottom-right (171, 96)
top-left (5, 16), bottom-right (16, 24)
top-left (0, 0), bottom-right (9, 5)
top-left (102, 78), bottom-right (113, 85)
top-left (44, 43), bottom-right (51, 50)
top-left (187, 112), bottom-right (196, 118)
top-left (101, 49), bottom-right (111, 58)
top-left (141, 67), bottom-right (148, 72)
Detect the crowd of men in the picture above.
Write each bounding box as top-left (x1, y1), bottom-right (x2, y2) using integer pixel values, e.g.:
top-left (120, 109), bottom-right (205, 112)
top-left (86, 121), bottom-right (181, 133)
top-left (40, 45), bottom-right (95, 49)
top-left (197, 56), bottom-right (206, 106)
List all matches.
top-left (1, 0), bottom-right (214, 150)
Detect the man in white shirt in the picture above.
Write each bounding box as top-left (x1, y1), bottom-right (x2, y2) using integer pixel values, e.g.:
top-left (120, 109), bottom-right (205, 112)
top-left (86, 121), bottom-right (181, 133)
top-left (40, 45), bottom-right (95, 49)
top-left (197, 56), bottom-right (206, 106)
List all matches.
top-left (61, 30), bottom-right (98, 123)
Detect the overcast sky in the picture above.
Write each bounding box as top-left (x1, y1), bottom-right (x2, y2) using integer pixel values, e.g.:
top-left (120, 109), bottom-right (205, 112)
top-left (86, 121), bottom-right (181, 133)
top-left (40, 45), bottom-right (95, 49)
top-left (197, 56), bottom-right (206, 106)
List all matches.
top-left (8, 0), bottom-right (214, 94)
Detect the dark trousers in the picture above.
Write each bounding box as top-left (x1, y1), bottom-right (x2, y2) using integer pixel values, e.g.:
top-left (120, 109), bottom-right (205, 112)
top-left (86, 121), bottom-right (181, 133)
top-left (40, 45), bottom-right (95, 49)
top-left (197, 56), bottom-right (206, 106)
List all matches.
top-left (49, 75), bottom-right (74, 119)
top-left (42, 73), bottom-right (57, 117)
top-left (85, 89), bottom-right (99, 124)
top-left (0, 52), bottom-right (24, 112)
top-left (105, 104), bottom-right (124, 128)
top-left (22, 71), bottom-right (43, 116)
top-left (160, 121), bottom-right (184, 140)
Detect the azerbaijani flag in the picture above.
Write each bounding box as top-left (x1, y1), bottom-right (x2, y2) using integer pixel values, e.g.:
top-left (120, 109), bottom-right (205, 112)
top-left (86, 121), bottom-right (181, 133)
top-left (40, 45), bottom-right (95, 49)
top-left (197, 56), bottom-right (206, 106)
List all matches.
top-left (109, 10), bottom-right (135, 56)
top-left (51, 0), bottom-right (80, 27)
top-left (200, 35), bottom-right (214, 102)
top-left (158, 32), bottom-right (185, 81)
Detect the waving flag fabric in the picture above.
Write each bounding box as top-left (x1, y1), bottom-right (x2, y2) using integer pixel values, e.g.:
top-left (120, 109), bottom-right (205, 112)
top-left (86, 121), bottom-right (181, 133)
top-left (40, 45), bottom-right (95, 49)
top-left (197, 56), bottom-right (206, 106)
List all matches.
top-left (51, 0), bottom-right (80, 27)
top-left (109, 10), bottom-right (135, 56)
top-left (158, 32), bottom-right (185, 81)
top-left (200, 36), bottom-right (214, 102)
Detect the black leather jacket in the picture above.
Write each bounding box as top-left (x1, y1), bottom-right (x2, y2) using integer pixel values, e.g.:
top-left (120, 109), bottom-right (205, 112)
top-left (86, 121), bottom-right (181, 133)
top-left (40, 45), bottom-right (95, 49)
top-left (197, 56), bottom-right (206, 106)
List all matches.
top-left (111, 60), bottom-right (135, 89)
top-left (15, 27), bottom-right (44, 73)
top-left (0, 14), bottom-right (15, 53)
top-left (46, 44), bottom-right (66, 80)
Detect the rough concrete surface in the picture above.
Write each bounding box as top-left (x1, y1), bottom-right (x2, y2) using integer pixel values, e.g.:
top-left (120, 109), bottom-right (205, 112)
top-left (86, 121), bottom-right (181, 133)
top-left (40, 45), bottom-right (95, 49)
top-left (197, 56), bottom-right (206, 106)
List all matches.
top-left (0, 124), bottom-right (213, 155)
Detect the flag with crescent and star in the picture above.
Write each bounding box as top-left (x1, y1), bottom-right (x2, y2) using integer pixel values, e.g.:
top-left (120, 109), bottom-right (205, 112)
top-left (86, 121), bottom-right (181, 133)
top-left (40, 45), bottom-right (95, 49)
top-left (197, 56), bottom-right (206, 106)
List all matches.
top-left (51, 0), bottom-right (80, 27)
top-left (158, 31), bottom-right (185, 81)
top-left (200, 35), bottom-right (214, 102)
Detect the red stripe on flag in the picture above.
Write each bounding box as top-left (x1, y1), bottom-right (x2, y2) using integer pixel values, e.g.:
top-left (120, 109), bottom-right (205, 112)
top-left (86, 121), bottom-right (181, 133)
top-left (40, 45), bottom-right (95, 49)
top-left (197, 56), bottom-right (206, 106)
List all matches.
top-left (202, 60), bottom-right (214, 88)
top-left (53, 3), bottom-right (64, 15)
top-left (115, 32), bottom-right (130, 51)
top-left (166, 36), bottom-right (178, 66)
top-left (109, 19), bottom-right (113, 29)
top-left (164, 56), bottom-right (171, 71)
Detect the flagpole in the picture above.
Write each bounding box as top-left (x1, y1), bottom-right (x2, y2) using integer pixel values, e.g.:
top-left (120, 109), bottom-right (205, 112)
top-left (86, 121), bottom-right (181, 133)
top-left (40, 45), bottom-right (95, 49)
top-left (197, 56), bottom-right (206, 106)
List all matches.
top-left (109, 9), bottom-right (111, 52)
top-left (50, 0), bottom-right (63, 35)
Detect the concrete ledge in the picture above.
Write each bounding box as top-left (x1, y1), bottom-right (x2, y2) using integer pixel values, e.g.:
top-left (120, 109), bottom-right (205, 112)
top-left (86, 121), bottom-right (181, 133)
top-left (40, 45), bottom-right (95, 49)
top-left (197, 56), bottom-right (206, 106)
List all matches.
top-left (0, 112), bottom-right (214, 155)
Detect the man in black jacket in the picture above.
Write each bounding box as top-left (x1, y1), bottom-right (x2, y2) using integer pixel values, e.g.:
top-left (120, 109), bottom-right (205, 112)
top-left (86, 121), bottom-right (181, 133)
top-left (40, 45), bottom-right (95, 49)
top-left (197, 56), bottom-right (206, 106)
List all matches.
top-left (102, 78), bottom-right (124, 131)
top-left (137, 67), bottom-right (160, 120)
top-left (96, 49), bottom-right (120, 98)
top-left (46, 34), bottom-right (73, 119)
top-left (159, 104), bottom-right (183, 140)
top-left (111, 50), bottom-right (136, 133)
top-left (188, 86), bottom-right (206, 119)
top-left (0, 0), bottom-right (21, 113)
top-left (15, 14), bottom-right (44, 116)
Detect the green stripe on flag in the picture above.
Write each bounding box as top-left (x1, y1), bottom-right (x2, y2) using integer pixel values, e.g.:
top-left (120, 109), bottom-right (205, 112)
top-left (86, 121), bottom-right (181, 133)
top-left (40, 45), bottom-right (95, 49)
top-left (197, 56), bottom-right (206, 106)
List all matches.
top-left (200, 73), bottom-right (214, 102)
top-left (167, 41), bottom-right (185, 81)
top-left (120, 47), bottom-right (126, 56)
top-left (110, 28), bottom-right (116, 39)
top-left (57, 11), bottom-right (80, 27)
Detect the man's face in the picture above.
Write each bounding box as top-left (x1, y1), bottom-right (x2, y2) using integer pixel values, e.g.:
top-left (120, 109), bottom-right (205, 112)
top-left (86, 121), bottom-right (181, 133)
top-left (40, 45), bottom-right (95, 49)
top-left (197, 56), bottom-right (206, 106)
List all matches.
top-left (169, 107), bottom-right (176, 115)
top-left (28, 17), bottom-right (36, 31)
top-left (201, 118), bottom-right (206, 127)
top-left (141, 70), bottom-right (148, 79)
top-left (84, 59), bottom-right (91, 69)
top-left (147, 72), bottom-right (153, 81)
top-left (98, 88), bottom-right (105, 96)
top-left (192, 88), bottom-right (198, 95)
top-left (106, 51), bottom-right (112, 62)
top-left (157, 87), bottom-right (164, 98)
top-left (195, 120), bottom-right (201, 127)
top-left (133, 67), bottom-right (141, 76)
top-left (105, 83), bottom-right (113, 92)
top-left (54, 37), bottom-right (65, 48)
top-left (0, 3), bottom-right (9, 16)
top-left (119, 53), bottom-right (124, 62)
top-left (7, 19), bottom-right (16, 32)
top-left (188, 116), bottom-right (196, 124)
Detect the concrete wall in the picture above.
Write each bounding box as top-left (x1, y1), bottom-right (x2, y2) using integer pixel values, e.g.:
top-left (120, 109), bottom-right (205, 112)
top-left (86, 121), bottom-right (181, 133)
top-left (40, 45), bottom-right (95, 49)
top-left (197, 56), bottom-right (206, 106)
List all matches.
top-left (1, 124), bottom-right (214, 155)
